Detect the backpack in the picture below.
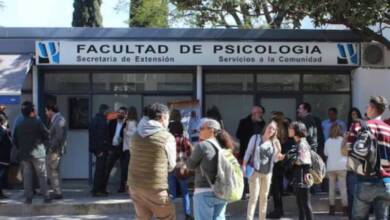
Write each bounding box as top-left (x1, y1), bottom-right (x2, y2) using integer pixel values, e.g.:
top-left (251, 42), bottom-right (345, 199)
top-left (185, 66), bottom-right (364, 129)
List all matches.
top-left (309, 149), bottom-right (326, 184)
top-left (347, 120), bottom-right (378, 176)
top-left (201, 140), bottom-right (244, 202)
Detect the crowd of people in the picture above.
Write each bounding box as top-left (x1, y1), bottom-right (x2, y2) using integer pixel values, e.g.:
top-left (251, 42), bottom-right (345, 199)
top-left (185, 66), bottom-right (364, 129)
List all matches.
top-left (1, 95), bottom-right (390, 220)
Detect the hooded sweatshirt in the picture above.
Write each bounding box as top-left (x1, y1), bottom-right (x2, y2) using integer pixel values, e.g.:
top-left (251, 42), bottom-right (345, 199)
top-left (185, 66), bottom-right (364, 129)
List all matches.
top-left (136, 116), bottom-right (176, 171)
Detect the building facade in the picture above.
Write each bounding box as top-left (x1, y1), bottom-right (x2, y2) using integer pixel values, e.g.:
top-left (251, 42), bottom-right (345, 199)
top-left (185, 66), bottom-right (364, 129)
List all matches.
top-left (1, 28), bottom-right (388, 180)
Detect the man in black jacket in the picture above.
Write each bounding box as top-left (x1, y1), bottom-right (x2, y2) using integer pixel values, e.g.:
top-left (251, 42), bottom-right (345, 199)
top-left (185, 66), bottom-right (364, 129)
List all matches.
top-left (89, 104), bottom-right (110, 197)
top-left (105, 107), bottom-right (127, 193)
top-left (236, 105), bottom-right (266, 162)
top-left (0, 114), bottom-right (12, 200)
top-left (13, 101), bottom-right (50, 204)
top-left (236, 105), bottom-right (266, 199)
top-left (297, 102), bottom-right (323, 152)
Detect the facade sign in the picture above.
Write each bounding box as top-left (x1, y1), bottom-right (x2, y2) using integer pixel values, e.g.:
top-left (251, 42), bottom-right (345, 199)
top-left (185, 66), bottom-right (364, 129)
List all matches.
top-left (36, 41), bottom-right (360, 66)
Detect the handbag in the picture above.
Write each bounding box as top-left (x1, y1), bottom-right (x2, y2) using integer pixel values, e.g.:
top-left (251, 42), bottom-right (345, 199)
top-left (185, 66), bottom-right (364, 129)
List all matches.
top-left (245, 134), bottom-right (259, 178)
top-left (174, 135), bottom-right (195, 179)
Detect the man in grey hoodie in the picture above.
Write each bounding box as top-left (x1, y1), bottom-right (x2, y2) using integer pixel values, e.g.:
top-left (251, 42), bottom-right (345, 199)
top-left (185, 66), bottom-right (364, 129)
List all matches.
top-left (128, 103), bottom-right (176, 220)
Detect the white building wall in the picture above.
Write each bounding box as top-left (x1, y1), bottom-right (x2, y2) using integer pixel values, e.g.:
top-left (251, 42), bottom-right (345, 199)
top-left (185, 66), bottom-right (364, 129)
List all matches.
top-left (352, 67), bottom-right (390, 119)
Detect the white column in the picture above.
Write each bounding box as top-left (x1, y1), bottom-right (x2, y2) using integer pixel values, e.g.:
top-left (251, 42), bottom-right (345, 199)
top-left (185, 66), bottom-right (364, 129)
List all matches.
top-left (196, 65), bottom-right (203, 117)
top-left (32, 66), bottom-right (39, 108)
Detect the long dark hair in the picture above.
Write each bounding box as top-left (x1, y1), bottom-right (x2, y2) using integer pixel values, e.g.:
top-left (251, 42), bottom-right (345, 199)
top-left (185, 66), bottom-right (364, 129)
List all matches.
top-left (127, 106), bottom-right (138, 122)
top-left (271, 111), bottom-right (288, 144)
top-left (215, 129), bottom-right (236, 150)
top-left (347, 107), bottom-right (362, 129)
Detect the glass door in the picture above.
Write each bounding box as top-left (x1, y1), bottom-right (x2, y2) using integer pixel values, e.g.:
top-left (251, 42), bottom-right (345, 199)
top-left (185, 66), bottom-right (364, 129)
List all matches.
top-left (258, 96), bottom-right (298, 122)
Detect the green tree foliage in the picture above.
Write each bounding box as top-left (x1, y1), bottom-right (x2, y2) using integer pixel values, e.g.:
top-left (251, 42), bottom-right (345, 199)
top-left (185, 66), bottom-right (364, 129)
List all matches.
top-left (280, 0), bottom-right (390, 48)
top-left (116, 0), bottom-right (169, 27)
top-left (170, 0), bottom-right (302, 29)
top-left (72, 0), bottom-right (103, 27)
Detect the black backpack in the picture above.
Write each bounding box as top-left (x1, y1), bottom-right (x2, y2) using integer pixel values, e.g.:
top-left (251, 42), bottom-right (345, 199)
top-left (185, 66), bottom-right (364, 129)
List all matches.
top-left (347, 120), bottom-right (378, 176)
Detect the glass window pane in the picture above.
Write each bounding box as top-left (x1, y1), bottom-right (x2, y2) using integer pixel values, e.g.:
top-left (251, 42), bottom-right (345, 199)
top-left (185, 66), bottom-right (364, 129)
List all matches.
top-left (92, 94), bottom-right (142, 116)
top-left (143, 96), bottom-right (192, 107)
top-left (257, 74), bottom-right (299, 91)
top-left (303, 94), bottom-right (350, 121)
top-left (205, 74), bottom-right (254, 92)
top-left (45, 73), bottom-right (89, 92)
top-left (92, 73), bottom-right (193, 92)
top-left (303, 74), bottom-right (350, 92)
top-left (205, 95), bottom-right (253, 135)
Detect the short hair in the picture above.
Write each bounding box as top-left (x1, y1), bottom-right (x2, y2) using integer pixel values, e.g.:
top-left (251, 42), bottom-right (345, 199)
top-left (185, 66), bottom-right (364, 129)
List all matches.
top-left (147, 103), bottom-right (169, 120)
top-left (99, 104), bottom-right (109, 114)
top-left (289, 121), bottom-right (308, 138)
top-left (328, 107), bottom-right (337, 114)
top-left (369, 96), bottom-right (388, 115)
top-left (45, 104), bottom-right (59, 113)
top-left (127, 106), bottom-right (138, 121)
top-left (0, 114), bottom-right (7, 125)
top-left (118, 106), bottom-right (127, 112)
top-left (200, 118), bottom-right (222, 132)
top-left (300, 102), bottom-right (311, 113)
top-left (21, 101), bottom-right (34, 117)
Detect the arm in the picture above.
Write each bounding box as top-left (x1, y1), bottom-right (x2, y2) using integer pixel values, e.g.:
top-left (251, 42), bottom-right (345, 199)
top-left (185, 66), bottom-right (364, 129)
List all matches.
top-left (186, 142), bottom-right (204, 170)
top-left (243, 135), bottom-right (256, 166)
top-left (324, 139), bottom-right (329, 157)
top-left (52, 117), bottom-right (66, 150)
top-left (165, 134), bottom-right (177, 172)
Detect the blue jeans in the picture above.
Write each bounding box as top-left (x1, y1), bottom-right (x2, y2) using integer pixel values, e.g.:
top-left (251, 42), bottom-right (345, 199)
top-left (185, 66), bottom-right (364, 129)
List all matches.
top-left (193, 191), bottom-right (227, 220)
top-left (352, 180), bottom-right (390, 220)
top-left (346, 171), bottom-right (357, 218)
top-left (168, 173), bottom-right (191, 215)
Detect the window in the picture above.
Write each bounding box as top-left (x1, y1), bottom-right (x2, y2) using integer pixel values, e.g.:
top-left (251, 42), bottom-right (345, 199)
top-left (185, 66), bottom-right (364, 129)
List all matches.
top-left (303, 74), bottom-right (350, 92)
top-left (45, 73), bottom-right (89, 92)
top-left (257, 74), bottom-right (299, 91)
top-left (205, 74), bottom-right (254, 92)
top-left (303, 94), bottom-right (350, 121)
top-left (92, 73), bottom-right (193, 92)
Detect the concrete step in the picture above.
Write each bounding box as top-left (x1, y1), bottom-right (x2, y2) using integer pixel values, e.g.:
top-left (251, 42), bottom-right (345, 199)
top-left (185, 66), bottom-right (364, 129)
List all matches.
top-left (0, 181), bottom-right (345, 217)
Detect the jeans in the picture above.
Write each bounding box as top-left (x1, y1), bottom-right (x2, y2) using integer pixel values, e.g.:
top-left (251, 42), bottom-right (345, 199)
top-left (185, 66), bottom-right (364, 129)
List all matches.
top-left (193, 191), bottom-right (227, 220)
top-left (21, 158), bottom-right (50, 200)
top-left (0, 164), bottom-right (6, 192)
top-left (352, 180), bottom-right (390, 220)
top-left (327, 170), bottom-right (348, 206)
top-left (270, 162), bottom-right (284, 213)
top-left (168, 173), bottom-right (191, 215)
top-left (92, 151), bottom-right (108, 193)
top-left (47, 152), bottom-right (62, 195)
top-left (247, 172), bottom-right (272, 220)
top-left (105, 147), bottom-right (128, 190)
top-left (347, 171), bottom-right (357, 219)
top-left (295, 187), bottom-right (313, 220)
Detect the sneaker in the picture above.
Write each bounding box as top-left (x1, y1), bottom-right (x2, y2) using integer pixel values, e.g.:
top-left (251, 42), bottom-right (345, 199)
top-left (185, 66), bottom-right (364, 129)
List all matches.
top-left (185, 214), bottom-right (194, 220)
top-left (92, 192), bottom-right (108, 197)
top-left (329, 205), bottom-right (336, 215)
top-left (51, 194), bottom-right (63, 200)
top-left (24, 198), bottom-right (32, 204)
top-left (267, 211), bottom-right (283, 219)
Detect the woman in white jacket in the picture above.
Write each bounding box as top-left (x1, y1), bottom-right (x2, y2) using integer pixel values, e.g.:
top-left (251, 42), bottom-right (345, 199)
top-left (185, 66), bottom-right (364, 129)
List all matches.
top-left (324, 123), bottom-right (348, 216)
top-left (122, 106), bottom-right (138, 192)
top-left (242, 120), bottom-right (284, 220)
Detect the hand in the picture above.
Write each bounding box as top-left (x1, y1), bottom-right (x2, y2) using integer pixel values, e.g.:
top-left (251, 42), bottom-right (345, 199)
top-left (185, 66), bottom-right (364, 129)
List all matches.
top-left (277, 154), bottom-right (285, 161)
top-left (241, 165), bottom-right (246, 174)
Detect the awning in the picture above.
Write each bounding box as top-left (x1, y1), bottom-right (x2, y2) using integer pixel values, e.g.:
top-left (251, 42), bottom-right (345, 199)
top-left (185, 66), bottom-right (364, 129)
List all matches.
top-left (0, 54), bottom-right (32, 103)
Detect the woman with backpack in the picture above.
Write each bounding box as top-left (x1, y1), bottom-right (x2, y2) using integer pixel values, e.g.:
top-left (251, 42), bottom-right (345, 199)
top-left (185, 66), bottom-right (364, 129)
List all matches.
top-left (186, 118), bottom-right (235, 220)
top-left (286, 121), bottom-right (314, 220)
top-left (242, 120), bottom-right (284, 220)
top-left (324, 123), bottom-right (348, 216)
top-left (167, 109), bottom-right (193, 220)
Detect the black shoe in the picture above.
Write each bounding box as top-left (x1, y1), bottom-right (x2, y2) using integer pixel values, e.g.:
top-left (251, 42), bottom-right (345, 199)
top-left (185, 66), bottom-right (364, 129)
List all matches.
top-left (24, 198), bottom-right (32, 204)
top-left (267, 211), bottom-right (283, 219)
top-left (185, 214), bottom-right (194, 220)
top-left (51, 194), bottom-right (63, 200)
top-left (44, 198), bottom-right (51, 204)
top-left (92, 192), bottom-right (108, 197)
top-left (0, 193), bottom-right (9, 199)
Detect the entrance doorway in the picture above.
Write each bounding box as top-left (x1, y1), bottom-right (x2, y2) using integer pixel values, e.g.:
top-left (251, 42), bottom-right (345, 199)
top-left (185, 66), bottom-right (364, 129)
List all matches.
top-left (258, 96), bottom-right (298, 122)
